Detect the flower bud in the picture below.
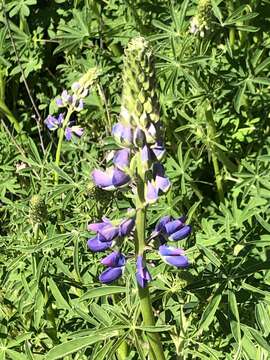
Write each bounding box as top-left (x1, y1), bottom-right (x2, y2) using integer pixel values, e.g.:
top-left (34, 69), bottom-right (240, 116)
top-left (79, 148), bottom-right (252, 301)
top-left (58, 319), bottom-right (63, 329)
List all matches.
top-left (29, 195), bottom-right (48, 224)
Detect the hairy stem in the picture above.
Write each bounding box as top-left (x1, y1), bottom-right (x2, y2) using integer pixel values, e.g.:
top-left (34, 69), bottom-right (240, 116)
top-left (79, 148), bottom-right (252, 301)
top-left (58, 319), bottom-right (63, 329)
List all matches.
top-left (54, 109), bottom-right (73, 184)
top-left (135, 170), bottom-right (165, 360)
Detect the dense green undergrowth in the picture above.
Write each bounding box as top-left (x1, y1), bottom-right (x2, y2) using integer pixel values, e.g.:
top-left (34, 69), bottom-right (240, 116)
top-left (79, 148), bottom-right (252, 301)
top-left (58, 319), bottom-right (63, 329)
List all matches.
top-left (0, 0), bottom-right (270, 359)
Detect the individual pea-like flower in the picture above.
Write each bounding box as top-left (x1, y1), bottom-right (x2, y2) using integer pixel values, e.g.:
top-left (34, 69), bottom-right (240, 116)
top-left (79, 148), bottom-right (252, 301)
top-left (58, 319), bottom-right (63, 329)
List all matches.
top-left (92, 167), bottom-right (130, 190)
top-left (99, 251), bottom-right (126, 284)
top-left (136, 255), bottom-right (152, 288)
top-left (145, 163), bottom-right (170, 204)
top-left (159, 245), bottom-right (189, 268)
top-left (151, 215), bottom-right (192, 242)
top-left (44, 113), bottom-right (64, 130)
top-left (88, 217), bottom-right (119, 242)
top-left (113, 148), bottom-right (131, 171)
top-left (87, 216), bottom-right (135, 253)
top-left (112, 122), bottom-right (133, 147)
top-left (87, 236), bottom-right (112, 252)
top-left (65, 126), bottom-right (84, 141)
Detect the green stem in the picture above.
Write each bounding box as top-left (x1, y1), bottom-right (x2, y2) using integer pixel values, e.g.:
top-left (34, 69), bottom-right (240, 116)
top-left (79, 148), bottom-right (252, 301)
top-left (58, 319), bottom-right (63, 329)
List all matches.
top-left (54, 109), bottom-right (73, 184)
top-left (211, 151), bottom-right (224, 203)
top-left (205, 102), bottom-right (224, 203)
top-left (135, 171), bottom-right (165, 360)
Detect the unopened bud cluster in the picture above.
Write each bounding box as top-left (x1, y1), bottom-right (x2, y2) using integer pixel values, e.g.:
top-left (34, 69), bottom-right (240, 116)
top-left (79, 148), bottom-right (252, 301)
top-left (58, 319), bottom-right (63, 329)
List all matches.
top-left (29, 195), bottom-right (48, 224)
top-left (190, 0), bottom-right (214, 38)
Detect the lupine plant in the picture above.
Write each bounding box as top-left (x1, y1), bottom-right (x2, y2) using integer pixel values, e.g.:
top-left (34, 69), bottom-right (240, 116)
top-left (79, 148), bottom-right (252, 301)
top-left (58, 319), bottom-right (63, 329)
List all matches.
top-left (1, 0), bottom-right (270, 359)
top-left (87, 37), bottom-right (192, 359)
top-left (44, 68), bottom-right (99, 183)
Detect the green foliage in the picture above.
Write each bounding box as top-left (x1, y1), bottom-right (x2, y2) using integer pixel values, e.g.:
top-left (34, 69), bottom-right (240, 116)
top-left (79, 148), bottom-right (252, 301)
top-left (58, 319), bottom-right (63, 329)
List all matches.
top-left (0, 0), bottom-right (270, 358)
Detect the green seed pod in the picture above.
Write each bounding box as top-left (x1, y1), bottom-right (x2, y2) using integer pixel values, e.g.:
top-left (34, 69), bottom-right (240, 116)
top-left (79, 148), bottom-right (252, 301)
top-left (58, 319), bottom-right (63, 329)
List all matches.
top-left (120, 37), bottom-right (159, 127)
top-left (29, 195), bottom-right (48, 224)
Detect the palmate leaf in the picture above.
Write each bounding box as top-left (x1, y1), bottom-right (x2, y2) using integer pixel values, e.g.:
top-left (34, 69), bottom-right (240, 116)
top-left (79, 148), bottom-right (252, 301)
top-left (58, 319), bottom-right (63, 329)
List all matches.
top-left (53, 8), bottom-right (96, 54)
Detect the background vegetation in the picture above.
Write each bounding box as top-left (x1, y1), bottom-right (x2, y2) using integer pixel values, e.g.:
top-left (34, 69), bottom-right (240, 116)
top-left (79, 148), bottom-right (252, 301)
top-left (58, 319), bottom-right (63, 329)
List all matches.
top-left (0, 0), bottom-right (270, 359)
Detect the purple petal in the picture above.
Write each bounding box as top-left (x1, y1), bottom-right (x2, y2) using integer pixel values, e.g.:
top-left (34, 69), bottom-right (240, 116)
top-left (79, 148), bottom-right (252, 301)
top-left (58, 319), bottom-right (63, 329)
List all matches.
top-left (99, 267), bottom-right (123, 284)
top-left (113, 149), bottom-right (130, 170)
top-left (155, 175), bottom-right (170, 193)
top-left (159, 245), bottom-right (185, 256)
top-left (87, 221), bottom-right (107, 233)
top-left (71, 126), bottom-right (84, 137)
top-left (87, 237), bottom-right (112, 252)
top-left (65, 127), bottom-right (72, 141)
top-left (163, 255), bottom-right (189, 268)
top-left (57, 113), bottom-right (64, 125)
top-left (147, 123), bottom-right (156, 139)
top-left (62, 90), bottom-right (73, 104)
top-left (156, 216), bottom-right (172, 232)
top-left (141, 145), bottom-right (153, 164)
top-left (153, 163), bottom-right (165, 178)
top-left (136, 256), bottom-right (151, 288)
top-left (92, 169), bottom-right (113, 189)
top-left (101, 252), bottom-right (126, 267)
top-left (169, 225), bottom-right (192, 241)
top-left (45, 115), bottom-right (58, 130)
top-left (119, 218), bottom-right (135, 237)
top-left (164, 220), bottom-right (184, 236)
top-left (152, 145), bottom-right (165, 161)
top-left (99, 224), bottom-right (119, 242)
top-left (112, 168), bottom-right (130, 187)
top-left (112, 123), bottom-right (132, 146)
top-left (145, 181), bottom-right (159, 204)
top-left (56, 98), bottom-right (63, 107)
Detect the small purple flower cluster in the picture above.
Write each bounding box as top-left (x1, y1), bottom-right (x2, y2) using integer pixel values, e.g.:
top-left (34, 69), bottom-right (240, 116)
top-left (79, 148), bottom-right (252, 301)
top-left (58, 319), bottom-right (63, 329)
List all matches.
top-left (87, 216), bottom-right (135, 284)
top-left (87, 214), bottom-right (191, 285)
top-left (152, 215), bottom-right (192, 268)
top-left (44, 83), bottom-right (86, 141)
top-left (92, 116), bottom-right (170, 204)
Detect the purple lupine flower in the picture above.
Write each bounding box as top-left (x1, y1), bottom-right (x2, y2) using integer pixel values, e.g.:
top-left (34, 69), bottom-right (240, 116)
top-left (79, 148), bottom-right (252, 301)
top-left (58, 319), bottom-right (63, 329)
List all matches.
top-left (136, 256), bottom-right (152, 288)
top-left (99, 251), bottom-right (126, 284)
top-left (159, 245), bottom-right (189, 268)
top-left (99, 267), bottom-right (124, 284)
top-left (88, 217), bottom-right (119, 242)
top-left (113, 148), bottom-right (131, 170)
top-left (45, 113), bottom-right (64, 130)
top-left (92, 167), bottom-right (130, 190)
top-left (65, 126), bottom-right (84, 141)
top-left (151, 215), bottom-right (191, 242)
top-left (112, 122), bottom-right (133, 146)
top-left (101, 251), bottom-right (126, 267)
top-left (61, 90), bottom-right (73, 105)
top-left (87, 236), bottom-right (112, 252)
top-left (145, 163), bottom-right (170, 204)
top-left (151, 142), bottom-right (165, 161)
top-left (56, 97), bottom-right (64, 107)
top-left (119, 217), bottom-right (135, 236)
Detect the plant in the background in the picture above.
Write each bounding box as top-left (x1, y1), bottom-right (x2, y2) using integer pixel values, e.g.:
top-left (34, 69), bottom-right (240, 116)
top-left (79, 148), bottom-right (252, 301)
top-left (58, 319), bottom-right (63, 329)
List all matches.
top-left (44, 68), bottom-right (99, 184)
top-left (87, 37), bottom-right (192, 360)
